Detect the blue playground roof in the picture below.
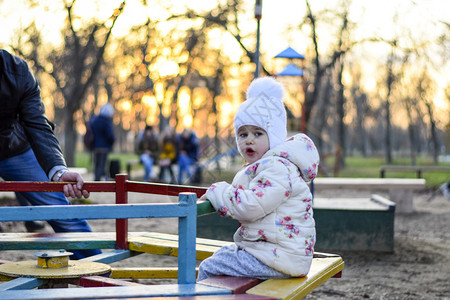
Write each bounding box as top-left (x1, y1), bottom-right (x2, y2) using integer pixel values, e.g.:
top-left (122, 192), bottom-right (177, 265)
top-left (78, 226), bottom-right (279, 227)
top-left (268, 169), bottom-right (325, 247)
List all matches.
top-left (277, 63), bottom-right (303, 77)
top-left (274, 47), bottom-right (305, 59)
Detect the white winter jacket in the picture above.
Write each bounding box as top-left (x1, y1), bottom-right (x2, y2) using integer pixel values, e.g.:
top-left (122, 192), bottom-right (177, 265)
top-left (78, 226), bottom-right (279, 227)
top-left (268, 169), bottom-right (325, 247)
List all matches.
top-left (205, 133), bottom-right (319, 277)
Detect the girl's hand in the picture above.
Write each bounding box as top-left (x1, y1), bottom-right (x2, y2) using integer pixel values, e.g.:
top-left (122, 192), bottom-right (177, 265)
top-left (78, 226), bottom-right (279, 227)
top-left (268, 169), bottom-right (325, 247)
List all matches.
top-left (199, 194), bottom-right (208, 201)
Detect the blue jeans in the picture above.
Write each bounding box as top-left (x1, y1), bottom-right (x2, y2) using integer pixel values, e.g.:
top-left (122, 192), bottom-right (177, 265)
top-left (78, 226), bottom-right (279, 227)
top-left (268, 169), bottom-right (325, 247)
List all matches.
top-left (140, 153), bottom-right (155, 182)
top-left (0, 149), bottom-right (101, 259)
top-left (178, 154), bottom-right (193, 184)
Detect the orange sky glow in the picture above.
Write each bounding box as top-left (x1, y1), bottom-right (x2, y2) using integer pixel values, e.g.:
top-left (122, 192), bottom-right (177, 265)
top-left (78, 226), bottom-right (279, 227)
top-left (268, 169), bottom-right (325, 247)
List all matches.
top-left (0, 0), bottom-right (448, 136)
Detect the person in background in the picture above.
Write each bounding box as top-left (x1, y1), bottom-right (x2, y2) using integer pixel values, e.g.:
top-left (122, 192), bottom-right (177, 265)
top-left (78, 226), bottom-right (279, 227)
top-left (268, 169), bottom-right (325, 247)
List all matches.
top-left (0, 48), bottom-right (101, 259)
top-left (158, 126), bottom-right (177, 184)
top-left (137, 125), bottom-right (160, 182)
top-left (176, 128), bottom-right (199, 184)
top-left (197, 77), bottom-right (319, 281)
top-left (90, 103), bottom-right (115, 181)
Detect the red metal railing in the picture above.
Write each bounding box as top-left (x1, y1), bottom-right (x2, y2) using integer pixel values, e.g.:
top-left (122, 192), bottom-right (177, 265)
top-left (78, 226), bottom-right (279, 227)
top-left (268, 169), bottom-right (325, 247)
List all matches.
top-left (0, 174), bottom-right (207, 250)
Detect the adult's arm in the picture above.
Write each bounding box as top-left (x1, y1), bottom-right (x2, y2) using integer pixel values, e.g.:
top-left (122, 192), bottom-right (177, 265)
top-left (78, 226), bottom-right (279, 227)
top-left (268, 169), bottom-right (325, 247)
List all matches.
top-left (17, 59), bottom-right (66, 175)
top-left (17, 59), bottom-right (89, 198)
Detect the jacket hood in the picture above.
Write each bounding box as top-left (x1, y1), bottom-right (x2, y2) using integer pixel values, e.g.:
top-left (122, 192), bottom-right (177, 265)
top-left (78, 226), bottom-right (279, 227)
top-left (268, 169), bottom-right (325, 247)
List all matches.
top-left (99, 103), bottom-right (114, 118)
top-left (264, 133), bottom-right (319, 182)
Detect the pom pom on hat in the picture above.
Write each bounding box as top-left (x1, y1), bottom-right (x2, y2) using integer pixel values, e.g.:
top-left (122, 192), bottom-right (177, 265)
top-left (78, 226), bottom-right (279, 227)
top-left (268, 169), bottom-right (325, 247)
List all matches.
top-left (234, 77), bottom-right (287, 150)
top-left (247, 76), bottom-right (284, 103)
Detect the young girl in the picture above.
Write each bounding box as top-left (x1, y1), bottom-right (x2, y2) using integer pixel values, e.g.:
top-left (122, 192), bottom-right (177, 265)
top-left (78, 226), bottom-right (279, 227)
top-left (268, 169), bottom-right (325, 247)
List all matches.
top-left (198, 77), bottom-right (319, 281)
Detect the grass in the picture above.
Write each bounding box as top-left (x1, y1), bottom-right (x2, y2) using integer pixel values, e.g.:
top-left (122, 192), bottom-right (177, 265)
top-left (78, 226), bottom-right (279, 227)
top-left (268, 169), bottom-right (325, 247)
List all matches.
top-left (323, 156), bottom-right (450, 188)
top-left (75, 152), bottom-right (139, 173)
top-left (75, 152), bottom-right (449, 188)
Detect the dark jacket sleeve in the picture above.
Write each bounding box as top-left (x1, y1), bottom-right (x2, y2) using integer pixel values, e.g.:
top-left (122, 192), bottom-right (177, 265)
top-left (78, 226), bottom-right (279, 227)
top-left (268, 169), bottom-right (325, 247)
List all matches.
top-left (17, 58), bottom-right (67, 174)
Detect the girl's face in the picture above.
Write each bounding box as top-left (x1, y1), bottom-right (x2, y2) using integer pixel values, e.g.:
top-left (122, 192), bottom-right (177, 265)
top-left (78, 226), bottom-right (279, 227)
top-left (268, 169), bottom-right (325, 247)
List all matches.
top-left (237, 125), bottom-right (269, 164)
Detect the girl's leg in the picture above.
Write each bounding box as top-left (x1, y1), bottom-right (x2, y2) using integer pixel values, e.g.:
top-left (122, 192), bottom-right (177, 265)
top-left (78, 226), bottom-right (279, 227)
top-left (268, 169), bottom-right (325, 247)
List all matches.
top-left (197, 244), bottom-right (289, 281)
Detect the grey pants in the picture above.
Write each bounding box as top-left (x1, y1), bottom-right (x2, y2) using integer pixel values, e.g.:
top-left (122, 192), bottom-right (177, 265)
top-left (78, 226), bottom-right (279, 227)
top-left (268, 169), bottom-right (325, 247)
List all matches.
top-left (197, 244), bottom-right (290, 281)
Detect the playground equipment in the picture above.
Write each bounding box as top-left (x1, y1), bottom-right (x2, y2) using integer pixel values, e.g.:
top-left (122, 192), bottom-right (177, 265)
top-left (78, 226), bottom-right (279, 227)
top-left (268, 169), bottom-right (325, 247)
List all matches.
top-left (198, 194), bottom-right (396, 252)
top-left (0, 174), bottom-right (343, 299)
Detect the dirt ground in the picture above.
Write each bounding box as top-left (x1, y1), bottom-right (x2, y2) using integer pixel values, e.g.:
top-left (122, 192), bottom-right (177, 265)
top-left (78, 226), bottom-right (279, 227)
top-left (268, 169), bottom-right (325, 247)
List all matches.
top-left (0, 185), bottom-right (449, 299)
top-left (307, 190), bottom-right (450, 300)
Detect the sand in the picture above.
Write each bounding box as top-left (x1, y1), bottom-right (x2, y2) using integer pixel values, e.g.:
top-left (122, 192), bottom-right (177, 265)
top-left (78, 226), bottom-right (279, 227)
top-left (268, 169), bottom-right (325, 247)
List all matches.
top-left (308, 191), bottom-right (450, 299)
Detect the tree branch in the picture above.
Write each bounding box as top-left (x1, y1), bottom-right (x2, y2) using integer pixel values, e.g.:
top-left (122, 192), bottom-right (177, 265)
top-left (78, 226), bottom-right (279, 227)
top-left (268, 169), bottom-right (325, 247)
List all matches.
top-left (75, 1), bottom-right (126, 105)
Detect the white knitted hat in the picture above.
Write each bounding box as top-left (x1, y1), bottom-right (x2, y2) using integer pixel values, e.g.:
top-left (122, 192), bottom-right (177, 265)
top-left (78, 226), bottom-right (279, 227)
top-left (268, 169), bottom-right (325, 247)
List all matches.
top-left (234, 77), bottom-right (287, 150)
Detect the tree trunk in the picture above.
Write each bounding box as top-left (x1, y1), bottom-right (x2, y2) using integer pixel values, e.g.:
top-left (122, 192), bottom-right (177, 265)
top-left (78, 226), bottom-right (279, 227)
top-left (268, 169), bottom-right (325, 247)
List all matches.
top-left (385, 54), bottom-right (394, 164)
top-left (304, 0), bottom-right (323, 133)
top-left (385, 99), bottom-right (392, 163)
top-left (406, 104), bottom-right (417, 166)
top-left (425, 100), bottom-right (439, 164)
top-left (63, 110), bottom-right (77, 166)
top-left (211, 70), bottom-right (223, 171)
top-left (315, 74), bottom-right (332, 153)
top-left (335, 57), bottom-right (346, 171)
top-left (355, 92), bottom-right (368, 157)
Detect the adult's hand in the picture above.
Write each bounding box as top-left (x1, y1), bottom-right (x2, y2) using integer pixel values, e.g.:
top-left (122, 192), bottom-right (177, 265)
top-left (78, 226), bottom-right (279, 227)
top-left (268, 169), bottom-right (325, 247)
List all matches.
top-left (57, 171), bottom-right (90, 199)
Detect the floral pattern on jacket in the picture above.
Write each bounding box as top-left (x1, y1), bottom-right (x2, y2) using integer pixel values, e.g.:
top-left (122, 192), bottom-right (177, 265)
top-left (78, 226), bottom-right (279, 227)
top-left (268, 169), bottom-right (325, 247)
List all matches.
top-left (205, 133), bottom-right (319, 277)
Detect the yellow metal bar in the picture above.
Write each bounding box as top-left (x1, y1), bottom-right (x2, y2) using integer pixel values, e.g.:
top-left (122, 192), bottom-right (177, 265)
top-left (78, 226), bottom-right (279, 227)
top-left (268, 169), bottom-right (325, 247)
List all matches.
top-left (128, 237), bottom-right (178, 257)
top-left (246, 255), bottom-right (344, 300)
top-left (128, 236), bottom-right (222, 260)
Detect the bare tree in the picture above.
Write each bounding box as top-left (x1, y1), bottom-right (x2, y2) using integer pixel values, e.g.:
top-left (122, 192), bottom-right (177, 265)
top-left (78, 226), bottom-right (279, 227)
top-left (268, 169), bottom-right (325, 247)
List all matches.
top-left (416, 70), bottom-right (440, 164)
top-left (302, 0), bottom-right (354, 133)
top-left (384, 47), bottom-right (396, 163)
top-left (334, 7), bottom-right (353, 171)
top-left (12, 0), bottom-right (125, 165)
top-left (301, 0), bottom-right (357, 173)
top-left (353, 90), bottom-right (369, 157)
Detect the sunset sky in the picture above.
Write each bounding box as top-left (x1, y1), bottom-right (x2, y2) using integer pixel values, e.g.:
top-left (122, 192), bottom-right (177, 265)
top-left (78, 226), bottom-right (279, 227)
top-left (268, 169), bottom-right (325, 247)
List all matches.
top-left (0, 0), bottom-right (448, 116)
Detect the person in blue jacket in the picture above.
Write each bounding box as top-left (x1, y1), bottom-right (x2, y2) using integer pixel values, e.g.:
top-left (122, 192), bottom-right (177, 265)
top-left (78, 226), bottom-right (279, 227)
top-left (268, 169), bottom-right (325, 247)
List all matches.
top-left (90, 103), bottom-right (115, 181)
top-left (176, 129), bottom-right (199, 184)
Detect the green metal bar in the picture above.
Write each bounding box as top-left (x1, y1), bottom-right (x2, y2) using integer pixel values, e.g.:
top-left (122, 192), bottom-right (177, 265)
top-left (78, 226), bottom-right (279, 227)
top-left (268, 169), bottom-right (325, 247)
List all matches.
top-left (197, 200), bottom-right (215, 216)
